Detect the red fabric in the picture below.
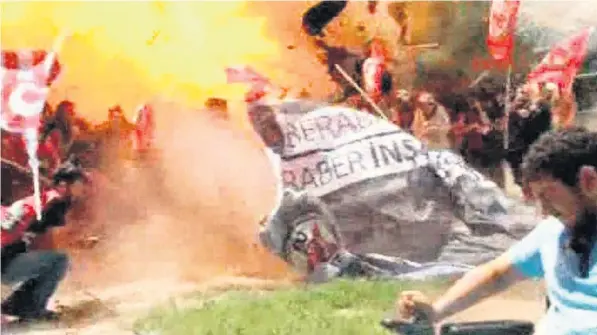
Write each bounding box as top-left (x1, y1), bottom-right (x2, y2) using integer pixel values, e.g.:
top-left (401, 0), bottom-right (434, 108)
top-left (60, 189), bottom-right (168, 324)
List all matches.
top-left (486, 0), bottom-right (520, 62)
top-left (362, 56), bottom-right (385, 100)
top-left (225, 66), bottom-right (271, 103)
top-left (306, 224), bottom-right (339, 273)
top-left (527, 28), bottom-right (594, 92)
top-left (1, 133), bottom-right (28, 166)
top-left (244, 88), bottom-right (267, 103)
top-left (1, 189), bottom-right (62, 248)
top-left (132, 104), bottom-right (156, 152)
top-left (1, 130), bottom-right (61, 172)
top-left (306, 224), bottom-right (325, 273)
top-left (1, 49), bottom-right (62, 133)
top-left (37, 130), bottom-right (62, 171)
top-left (1, 50), bottom-right (61, 85)
top-left (363, 39), bottom-right (388, 101)
top-left (225, 65), bottom-right (268, 85)
top-left (367, 0), bottom-right (378, 14)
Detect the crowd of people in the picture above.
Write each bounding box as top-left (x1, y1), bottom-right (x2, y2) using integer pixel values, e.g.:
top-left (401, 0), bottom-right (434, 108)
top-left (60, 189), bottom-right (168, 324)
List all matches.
top-left (0, 99), bottom-right (156, 204)
top-left (317, 36), bottom-right (566, 189)
top-left (0, 44), bottom-right (573, 206)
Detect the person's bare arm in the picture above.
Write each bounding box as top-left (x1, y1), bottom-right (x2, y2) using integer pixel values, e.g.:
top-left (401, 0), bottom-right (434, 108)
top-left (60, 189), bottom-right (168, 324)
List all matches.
top-left (432, 253), bottom-right (525, 321)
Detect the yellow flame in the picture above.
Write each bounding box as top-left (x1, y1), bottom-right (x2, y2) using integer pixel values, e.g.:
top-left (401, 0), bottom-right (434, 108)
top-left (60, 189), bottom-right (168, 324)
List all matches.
top-left (1, 1), bottom-right (279, 121)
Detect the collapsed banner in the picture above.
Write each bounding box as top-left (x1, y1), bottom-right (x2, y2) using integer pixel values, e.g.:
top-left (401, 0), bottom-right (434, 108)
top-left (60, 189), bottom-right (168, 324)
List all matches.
top-left (254, 99), bottom-right (538, 282)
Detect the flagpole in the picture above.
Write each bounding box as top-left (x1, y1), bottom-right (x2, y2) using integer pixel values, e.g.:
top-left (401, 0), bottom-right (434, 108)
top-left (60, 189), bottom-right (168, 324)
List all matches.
top-left (469, 70), bottom-right (490, 88)
top-left (576, 72), bottom-right (597, 79)
top-left (334, 64), bottom-right (389, 120)
top-left (503, 64), bottom-right (512, 151)
top-left (28, 32), bottom-right (69, 220)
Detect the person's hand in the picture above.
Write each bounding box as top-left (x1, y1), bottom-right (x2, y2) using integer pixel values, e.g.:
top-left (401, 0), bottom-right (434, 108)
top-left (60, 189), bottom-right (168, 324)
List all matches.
top-left (1, 284), bottom-right (15, 302)
top-left (396, 290), bottom-right (437, 322)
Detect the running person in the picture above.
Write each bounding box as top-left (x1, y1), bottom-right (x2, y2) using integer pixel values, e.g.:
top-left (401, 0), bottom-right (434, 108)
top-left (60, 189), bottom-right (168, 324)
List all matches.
top-left (395, 127), bottom-right (597, 335)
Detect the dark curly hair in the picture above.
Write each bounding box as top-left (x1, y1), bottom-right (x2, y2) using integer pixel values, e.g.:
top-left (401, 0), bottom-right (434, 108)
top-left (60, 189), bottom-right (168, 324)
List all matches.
top-left (521, 127), bottom-right (597, 188)
top-left (523, 127), bottom-right (597, 278)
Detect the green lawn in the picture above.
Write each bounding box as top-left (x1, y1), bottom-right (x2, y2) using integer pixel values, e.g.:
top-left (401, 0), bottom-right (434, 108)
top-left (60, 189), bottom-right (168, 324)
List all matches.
top-left (134, 279), bottom-right (451, 335)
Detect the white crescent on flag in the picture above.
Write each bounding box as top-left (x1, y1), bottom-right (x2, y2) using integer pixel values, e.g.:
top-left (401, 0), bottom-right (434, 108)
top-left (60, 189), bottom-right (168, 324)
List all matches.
top-left (1, 48), bottom-right (63, 221)
top-left (1, 50), bottom-right (61, 133)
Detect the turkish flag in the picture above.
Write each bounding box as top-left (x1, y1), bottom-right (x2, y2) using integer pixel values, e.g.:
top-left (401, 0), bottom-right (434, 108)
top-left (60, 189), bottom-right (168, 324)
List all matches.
top-left (1, 50), bottom-right (61, 133)
top-left (527, 27), bottom-right (594, 92)
top-left (132, 104), bottom-right (156, 153)
top-left (486, 0), bottom-right (521, 62)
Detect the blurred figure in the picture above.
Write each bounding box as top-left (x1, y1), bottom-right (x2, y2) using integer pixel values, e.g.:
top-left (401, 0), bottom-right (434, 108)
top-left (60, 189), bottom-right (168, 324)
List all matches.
top-left (506, 86), bottom-right (552, 186)
top-left (204, 97), bottom-right (229, 121)
top-left (462, 98), bottom-right (505, 187)
top-left (387, 2), bottom-right (412, 45)
top-left (247, 103), bottom-right (285, 156)
top-left (40, 103), bottom-right (54, 125)
top-left (41, 100), bottom-right (89, 157)
top-left (297, 88), bottom-right (312, 99)
top-left (313, 39), bottom-right (362, 102)
top-left (131, 103), bottom-right (156, 161)
top-left (460, 100), bottom-right (490, 166)
top-left (390, 89), bottom-right (415, 131)
top-left (361, 38), bottom-right (393, 109)
top-left (95, 105), bottom-right (135, 172)
top-left (544, 82), bottom-right (577, 130)
top-left (411, 92), bottom-right (451, 149)
top-left (96, 105), bottom-right (135, 137)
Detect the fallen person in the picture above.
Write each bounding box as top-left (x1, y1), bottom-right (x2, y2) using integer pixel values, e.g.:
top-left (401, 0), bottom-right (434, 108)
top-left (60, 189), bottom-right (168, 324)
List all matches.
top-left (1, 159), bottom-right (89, 324)
top-left (394, 127), bottom-right (597, 335)
top-left (259, 188), bottom-right (473, 283)
top-left (249, 99), bottom-right (534, 282)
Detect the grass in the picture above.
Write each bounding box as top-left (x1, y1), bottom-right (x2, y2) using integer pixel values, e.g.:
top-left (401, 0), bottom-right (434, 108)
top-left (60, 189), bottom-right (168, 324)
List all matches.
top-left (134, 279), bottom-right (451, 335)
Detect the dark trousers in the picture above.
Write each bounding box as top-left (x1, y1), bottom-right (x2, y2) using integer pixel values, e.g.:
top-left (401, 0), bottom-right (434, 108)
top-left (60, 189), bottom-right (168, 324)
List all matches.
top-left (506, 148), bottom-right (527, 186)
top-left (1, 251), bottom-right (69, 318)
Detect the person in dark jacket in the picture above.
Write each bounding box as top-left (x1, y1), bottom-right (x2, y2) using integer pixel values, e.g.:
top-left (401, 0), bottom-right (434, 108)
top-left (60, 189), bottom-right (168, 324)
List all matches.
top-left (1, 159), bottom-right (88, 323)
top-left (506, 94), bottom-right (552, 186)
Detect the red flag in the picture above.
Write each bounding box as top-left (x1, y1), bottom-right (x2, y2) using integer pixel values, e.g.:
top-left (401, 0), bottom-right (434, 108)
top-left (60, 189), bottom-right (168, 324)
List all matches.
top-left (486, 0), bottom-right (521, 62)
top-left (225, 65), bottom-right (269, 85)
top-left (132, 103), bottom-right (156, 153)
top-left (527, 27), bottom-right (594, 92)
top-left (362, 38), bottom-right (388, 101)
top-left (225, 66), bottom-right (271, 103)
top-left (1, 50), bottom-right (61, 133)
